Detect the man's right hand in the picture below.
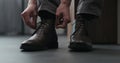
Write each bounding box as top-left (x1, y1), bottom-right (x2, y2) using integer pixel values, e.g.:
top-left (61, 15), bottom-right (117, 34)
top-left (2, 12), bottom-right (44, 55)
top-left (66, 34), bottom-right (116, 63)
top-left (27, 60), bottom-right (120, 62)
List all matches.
top-left (21, 4), bottom-right (38, 29)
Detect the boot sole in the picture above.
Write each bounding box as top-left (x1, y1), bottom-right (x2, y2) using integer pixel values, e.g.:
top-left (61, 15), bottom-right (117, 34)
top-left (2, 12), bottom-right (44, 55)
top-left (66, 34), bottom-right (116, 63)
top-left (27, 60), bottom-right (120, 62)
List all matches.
top-left (68, 42), bottom-right (92, 51)
top-left (20, 42), bottom-right (58, 51)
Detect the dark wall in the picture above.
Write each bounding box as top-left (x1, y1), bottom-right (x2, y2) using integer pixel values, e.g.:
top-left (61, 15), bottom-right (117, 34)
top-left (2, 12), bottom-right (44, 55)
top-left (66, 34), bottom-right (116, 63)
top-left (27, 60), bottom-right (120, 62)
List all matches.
top-left (95, 0), bottom-right (117, 44)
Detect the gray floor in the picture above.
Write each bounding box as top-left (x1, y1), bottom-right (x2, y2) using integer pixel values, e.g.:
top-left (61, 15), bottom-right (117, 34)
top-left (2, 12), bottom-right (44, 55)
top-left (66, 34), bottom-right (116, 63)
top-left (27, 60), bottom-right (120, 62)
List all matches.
top-left (0, 35), bottom-right (120, 63)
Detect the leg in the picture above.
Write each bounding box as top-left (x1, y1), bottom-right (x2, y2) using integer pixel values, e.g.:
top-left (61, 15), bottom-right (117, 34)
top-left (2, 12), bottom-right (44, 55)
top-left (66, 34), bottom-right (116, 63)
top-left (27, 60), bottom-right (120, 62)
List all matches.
top-left (20, 0), bottom-right (60, 51)
top-left (69, 14), bottom-right (98, 51)
top-left (69, 0), bottom-right (104, 51)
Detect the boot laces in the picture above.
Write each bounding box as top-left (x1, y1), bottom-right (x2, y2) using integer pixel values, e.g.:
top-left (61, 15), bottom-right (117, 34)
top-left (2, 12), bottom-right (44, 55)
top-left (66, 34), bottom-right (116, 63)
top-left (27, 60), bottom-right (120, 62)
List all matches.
top-left (70, 22), bottom-right (88, 42)
top-left (32, 22), bottom-right (48, 35)
top-left (70, 24), bottom-right (81, 42)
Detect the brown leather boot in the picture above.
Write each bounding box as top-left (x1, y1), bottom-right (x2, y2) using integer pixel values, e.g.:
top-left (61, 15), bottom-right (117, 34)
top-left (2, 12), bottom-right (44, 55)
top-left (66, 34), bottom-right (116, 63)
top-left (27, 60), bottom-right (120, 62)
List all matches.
top-left (20, 19), bottom-right (58, 51)
top-left (69, 14), bottom-right (95, 51)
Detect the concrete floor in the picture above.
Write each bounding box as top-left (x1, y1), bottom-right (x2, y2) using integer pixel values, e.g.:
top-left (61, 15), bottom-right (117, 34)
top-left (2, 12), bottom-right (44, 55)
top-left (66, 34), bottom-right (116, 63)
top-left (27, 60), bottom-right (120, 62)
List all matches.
top-left (0, 35), bottom-right (120, 63)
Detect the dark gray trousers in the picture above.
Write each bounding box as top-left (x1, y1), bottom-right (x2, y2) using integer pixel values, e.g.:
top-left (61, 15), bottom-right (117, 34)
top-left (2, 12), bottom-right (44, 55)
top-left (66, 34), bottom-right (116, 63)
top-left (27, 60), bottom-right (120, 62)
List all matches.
top-left (38, 0), bottom-right (103, 16)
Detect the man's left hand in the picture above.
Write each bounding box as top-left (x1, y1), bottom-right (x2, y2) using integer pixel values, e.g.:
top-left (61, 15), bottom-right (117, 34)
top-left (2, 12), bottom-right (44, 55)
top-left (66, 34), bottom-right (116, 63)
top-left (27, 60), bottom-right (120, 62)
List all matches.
top-left (56, 4), bottom-right (71, 29)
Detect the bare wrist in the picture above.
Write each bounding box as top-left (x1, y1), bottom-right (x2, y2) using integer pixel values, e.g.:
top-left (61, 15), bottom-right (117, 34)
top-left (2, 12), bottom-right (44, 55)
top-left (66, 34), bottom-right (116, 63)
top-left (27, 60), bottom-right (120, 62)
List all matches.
top-left (61, 0), bottom-right (71, 7)
top-left (28, 0), bottom-right (37, 5)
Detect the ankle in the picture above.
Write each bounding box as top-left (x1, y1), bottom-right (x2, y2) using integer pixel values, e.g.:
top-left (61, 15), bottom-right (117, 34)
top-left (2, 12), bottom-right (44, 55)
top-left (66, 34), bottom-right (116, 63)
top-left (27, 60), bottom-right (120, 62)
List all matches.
top-left (39, 11), bottom-right (55, 20)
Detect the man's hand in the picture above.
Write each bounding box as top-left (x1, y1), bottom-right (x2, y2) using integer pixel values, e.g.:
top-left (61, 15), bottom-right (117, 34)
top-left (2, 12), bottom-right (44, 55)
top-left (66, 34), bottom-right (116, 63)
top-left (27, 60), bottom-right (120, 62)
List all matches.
top-left (56, 4), bottom-right (71, 29)
top-left (21, 4), bottom-right (37, 29)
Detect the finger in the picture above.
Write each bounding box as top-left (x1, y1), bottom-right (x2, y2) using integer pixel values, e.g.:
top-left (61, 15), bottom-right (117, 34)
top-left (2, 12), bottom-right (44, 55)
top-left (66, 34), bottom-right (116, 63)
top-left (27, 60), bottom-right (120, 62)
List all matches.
top-left (31, 15), bottom-right (37, 29)
top-left (56, 21), bottom-right (67, 29)
top-left (55, 12), bottom-right (64, 27)
top-left (30, 11), bottom-right (38, 29)
top-left (64, 14), bottom-right (71, 23)
top-left (56, 16), bottom-right (62, 27)
top-left (56, 17), bottom-right (70, 28)
top-left (21, 13), bottom-right (35, 29)
top-left (56, 18), bottom-right (64, 29)
top-left (21, 14), bottom-right (31, 26)
top-left (55, 15), bottom-right (60, 27)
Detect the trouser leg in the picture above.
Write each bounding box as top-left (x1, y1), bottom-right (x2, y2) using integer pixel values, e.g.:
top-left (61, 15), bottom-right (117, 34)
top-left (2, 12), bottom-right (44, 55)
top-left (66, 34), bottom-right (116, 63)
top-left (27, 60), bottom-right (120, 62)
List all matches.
top-left (76, 0), bottom-right (104, 16)
top-left (38, 0), bottom-right (60, 15)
